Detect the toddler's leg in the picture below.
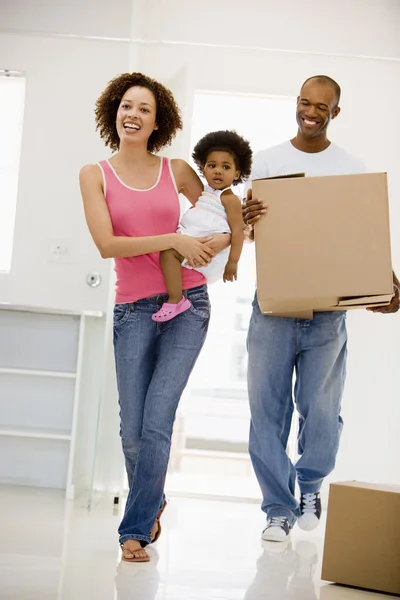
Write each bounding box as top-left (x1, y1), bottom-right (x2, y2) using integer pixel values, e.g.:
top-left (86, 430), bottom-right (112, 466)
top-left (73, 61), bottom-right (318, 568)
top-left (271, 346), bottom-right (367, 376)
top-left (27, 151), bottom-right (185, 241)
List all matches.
top-left (152, 249), bottom-right (191, 323)
top-left (161, 249), bottom-right (185, 304)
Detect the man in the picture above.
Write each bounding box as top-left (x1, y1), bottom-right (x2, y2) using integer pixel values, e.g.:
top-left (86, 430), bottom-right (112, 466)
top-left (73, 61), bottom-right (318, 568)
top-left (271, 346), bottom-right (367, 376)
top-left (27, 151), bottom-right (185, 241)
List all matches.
top-left (243, 75), bottom-right (400, 542)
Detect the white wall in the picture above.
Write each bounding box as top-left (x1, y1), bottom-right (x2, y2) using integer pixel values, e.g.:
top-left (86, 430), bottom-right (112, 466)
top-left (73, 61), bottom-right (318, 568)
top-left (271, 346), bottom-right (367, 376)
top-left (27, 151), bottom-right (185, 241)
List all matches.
top-left (0, 0), bottom-right (132, 38)
top-left (138, 0), bottom-right (400, 60)
top-left (0, 32), bottom-right (129, 312)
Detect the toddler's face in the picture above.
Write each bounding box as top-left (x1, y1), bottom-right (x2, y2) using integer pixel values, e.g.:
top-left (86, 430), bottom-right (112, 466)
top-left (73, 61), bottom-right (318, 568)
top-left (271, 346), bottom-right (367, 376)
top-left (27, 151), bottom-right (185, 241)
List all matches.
top-left (203, 151), bottom-right (240, 190)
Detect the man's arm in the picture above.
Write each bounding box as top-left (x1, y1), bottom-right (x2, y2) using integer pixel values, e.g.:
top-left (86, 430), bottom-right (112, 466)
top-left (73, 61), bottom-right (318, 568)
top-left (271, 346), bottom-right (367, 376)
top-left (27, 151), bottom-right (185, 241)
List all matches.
top-left (367, 271), bottom-right (399, 314)
top-left (242, 152), bottom-right (269, 241)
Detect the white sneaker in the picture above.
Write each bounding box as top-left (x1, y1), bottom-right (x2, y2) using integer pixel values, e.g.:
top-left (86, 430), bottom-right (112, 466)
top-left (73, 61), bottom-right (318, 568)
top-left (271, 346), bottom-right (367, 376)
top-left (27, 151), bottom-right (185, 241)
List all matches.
top-left (297, 492), bottom-right (321, 531)
top-left (262, 517), bottom-right (291, 542)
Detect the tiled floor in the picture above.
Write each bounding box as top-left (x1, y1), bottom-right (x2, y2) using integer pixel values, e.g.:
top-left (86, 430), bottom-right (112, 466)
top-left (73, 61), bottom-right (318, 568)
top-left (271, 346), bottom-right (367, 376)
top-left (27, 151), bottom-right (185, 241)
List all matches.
top-left (0, 485), bottom-right (393, 599)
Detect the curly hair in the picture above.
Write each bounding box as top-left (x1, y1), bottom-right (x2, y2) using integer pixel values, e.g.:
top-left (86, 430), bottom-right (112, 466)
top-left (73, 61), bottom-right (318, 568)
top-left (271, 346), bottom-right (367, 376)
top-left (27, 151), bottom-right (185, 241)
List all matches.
top-left (95, 72), bottom-right (183, 153)
top-left (192, 130), bottom-right (252, 184)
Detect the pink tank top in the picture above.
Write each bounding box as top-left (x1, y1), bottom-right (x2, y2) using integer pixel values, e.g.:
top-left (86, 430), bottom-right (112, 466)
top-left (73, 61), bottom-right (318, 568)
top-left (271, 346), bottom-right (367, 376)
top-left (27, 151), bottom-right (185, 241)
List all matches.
top-left (98, 157), bottom-right (206, 304)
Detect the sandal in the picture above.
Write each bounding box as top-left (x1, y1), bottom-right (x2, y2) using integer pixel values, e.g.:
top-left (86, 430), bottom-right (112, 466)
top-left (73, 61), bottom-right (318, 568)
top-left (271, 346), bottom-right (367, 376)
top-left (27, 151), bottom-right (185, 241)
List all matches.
top-left (151, 499), bottom-right (168, 544)
top-left (151, 297), bottom-right (191, 322)
top-left (120, 542), bottom-right (150, 563)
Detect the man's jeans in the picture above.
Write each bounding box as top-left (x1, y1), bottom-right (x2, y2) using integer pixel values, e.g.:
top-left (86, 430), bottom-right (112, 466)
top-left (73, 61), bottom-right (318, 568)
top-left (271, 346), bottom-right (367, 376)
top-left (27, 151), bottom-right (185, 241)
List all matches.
top-left (114, 285), bottom-right (210, 545)
top-left (247, 296), bottom-right (347, 526)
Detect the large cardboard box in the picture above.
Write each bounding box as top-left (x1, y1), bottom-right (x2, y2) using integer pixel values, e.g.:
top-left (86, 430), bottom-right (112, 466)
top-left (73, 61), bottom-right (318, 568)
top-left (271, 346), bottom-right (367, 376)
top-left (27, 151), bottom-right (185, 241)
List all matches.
top-left (321, 481), bottom-right (400, 595)
top-left (253, 173), bottom-right (394, 319)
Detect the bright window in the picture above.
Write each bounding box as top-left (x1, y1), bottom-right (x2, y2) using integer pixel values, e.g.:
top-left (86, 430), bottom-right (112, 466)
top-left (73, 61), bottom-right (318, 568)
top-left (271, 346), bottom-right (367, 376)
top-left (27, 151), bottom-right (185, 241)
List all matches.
top-left (189, 90), bottom-right (296, 193)
top-left (0, 71), bottom-right (26, 272)
top-left (187, 90), bottom-right (296, 394)
top-left (166, 91), bottom-right (297, 499)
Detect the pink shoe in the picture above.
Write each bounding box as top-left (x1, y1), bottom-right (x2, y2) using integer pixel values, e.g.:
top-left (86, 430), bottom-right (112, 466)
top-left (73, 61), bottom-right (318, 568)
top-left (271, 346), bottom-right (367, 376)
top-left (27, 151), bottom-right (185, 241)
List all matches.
top-left (152, 296), bottom-right (192, 322)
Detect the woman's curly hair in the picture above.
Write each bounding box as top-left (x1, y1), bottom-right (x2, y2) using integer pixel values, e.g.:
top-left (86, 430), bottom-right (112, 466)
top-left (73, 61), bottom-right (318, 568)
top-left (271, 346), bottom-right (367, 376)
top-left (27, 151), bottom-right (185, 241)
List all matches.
top-left (95, 72), bottom-right (183, 153)
top-left (192, 130), bottom-right (253, 184)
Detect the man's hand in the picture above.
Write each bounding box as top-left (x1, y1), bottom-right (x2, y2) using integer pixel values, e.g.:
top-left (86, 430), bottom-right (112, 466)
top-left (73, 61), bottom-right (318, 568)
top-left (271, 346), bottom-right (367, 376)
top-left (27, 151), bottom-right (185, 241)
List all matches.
top-left (367, 279), bottom-right (399, 314)
top-left (242, 189), bottom-right (267, 227)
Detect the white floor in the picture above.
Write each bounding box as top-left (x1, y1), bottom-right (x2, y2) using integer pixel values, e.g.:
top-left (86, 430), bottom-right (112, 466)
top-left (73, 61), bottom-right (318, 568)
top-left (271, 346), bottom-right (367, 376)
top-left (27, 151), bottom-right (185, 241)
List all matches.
top-left (0, 485), bottom-right (393, 600)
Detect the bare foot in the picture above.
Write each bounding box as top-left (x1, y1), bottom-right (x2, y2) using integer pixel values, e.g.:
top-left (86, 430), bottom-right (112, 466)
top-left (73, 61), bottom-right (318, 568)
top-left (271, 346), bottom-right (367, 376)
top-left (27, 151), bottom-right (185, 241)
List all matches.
top-left (150, 499), bottom-right (167, 543)
top-left (150, 519), bottom-right (160, 541)
top-left (121, 539), bottom-right (149, 562)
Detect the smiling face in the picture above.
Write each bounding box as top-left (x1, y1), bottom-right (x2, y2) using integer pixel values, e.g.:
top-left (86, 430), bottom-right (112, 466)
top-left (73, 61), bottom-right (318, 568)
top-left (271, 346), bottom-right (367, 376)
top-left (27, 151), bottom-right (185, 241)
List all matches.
top-left (115, 86), bottom-right (158, 148)
top-left (296, 80), bottom-right (340, 140)
top-left (203, 150), bottom-right (240, 190)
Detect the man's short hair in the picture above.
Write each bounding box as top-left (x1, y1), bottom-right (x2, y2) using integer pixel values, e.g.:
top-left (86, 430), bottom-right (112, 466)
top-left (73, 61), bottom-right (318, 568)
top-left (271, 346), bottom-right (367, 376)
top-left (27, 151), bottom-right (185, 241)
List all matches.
top-left (301, 75), bottom-right (341, 106)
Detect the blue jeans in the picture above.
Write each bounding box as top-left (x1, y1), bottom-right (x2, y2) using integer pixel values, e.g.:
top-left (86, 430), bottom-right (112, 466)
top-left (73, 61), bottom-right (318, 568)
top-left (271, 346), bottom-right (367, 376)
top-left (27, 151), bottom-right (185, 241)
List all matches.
top-left (247, 296), bottom-right (347, 526)
top-left (114, 285), bottom-right (210, 545)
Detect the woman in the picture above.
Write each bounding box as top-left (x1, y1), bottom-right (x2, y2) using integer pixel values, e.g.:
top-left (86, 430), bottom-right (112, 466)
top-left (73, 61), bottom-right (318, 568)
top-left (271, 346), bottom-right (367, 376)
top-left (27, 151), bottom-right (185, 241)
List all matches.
top-left (80, 72), bottom-right (230, 562)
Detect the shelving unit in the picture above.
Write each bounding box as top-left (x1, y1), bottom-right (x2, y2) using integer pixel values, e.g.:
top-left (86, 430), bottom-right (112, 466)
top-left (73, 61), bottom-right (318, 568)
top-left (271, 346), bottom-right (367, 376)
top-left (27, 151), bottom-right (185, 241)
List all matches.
top-left (0, 304), bottom-right (106, 500)
top-left (0, 426), bottom-right (71, 440)
top-left (0, 367), bottom-right (76, 378)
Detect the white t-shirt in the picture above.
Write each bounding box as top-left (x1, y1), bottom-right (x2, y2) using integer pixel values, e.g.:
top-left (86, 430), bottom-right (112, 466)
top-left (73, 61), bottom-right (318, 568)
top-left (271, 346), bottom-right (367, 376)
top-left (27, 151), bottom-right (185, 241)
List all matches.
top-left (244, 140), bottom-right (366, 195)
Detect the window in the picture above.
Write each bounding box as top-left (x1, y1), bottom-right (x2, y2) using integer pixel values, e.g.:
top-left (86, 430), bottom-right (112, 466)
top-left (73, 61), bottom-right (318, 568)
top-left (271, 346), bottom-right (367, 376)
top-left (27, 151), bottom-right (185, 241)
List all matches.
top-left (187, 90), bottom-right (296, 391)
top-left (189, 90), bottom-right (296, 195)
top-left (0, 71), bottom-right (26, 272)
top-left (165, 91), bottom-right (297, 499)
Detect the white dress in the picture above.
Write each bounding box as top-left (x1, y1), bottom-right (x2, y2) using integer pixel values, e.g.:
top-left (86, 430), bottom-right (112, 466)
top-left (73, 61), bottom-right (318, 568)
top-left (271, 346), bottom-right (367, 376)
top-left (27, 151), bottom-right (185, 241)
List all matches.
top-left (178, 185), bottom-right (231, 284)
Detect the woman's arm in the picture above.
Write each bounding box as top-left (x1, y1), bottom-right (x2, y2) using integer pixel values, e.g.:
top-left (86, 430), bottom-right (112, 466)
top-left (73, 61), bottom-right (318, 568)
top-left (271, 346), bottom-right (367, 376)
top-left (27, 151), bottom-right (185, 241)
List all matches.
top-left (171, 159), bottom-right (203, 205)
top-left (80, 164), bottom-right (177, 258)
top-left (79, 164), bottom-right (214, 265)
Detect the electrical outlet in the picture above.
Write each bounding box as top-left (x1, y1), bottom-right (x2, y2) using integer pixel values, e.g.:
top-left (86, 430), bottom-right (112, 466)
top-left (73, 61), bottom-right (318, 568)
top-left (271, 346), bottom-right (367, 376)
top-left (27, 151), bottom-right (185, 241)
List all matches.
top-left (48, 239), bottom-right (71, 263)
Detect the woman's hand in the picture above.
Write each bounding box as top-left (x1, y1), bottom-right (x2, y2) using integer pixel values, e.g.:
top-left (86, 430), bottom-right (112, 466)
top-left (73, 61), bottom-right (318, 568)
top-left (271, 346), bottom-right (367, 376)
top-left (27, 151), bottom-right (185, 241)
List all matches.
top-left (205, 233), bottom-right (231, 255)
top-left (172, 234), bottom-right (215, 267)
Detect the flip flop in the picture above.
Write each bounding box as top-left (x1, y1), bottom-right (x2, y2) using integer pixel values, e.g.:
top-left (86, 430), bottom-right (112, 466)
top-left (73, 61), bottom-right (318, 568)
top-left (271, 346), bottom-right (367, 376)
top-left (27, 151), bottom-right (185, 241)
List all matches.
top-left (120, 543), bottom-right (150, 563)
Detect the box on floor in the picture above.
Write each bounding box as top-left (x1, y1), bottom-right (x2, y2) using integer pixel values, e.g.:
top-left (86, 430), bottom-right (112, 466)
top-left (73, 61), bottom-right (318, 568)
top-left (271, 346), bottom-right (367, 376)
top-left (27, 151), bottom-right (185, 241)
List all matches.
top-left (321, 481), bottom-right (400, 595)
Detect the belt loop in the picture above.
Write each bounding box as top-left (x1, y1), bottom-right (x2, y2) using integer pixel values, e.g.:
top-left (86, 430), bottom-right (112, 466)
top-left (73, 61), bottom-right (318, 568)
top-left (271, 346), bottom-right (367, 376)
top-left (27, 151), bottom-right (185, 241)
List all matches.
top-left (129, 303), bottom-right (135, 311)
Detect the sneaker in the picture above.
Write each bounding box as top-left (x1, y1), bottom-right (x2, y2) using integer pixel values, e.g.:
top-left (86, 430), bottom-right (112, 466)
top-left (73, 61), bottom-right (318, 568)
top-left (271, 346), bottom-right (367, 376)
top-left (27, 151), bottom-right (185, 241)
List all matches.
top-left (297, 492), bottom-right (321, 531)
top-left (262, 516), bottom-right (291, 542)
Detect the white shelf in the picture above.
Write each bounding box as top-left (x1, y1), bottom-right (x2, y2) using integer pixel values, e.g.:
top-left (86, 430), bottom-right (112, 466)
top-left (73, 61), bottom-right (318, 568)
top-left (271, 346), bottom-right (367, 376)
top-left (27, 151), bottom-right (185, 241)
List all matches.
top-left (0, 302), bottom-right (103, 318)
top-left (0, 426), bottom-right (71, 441)
top-left (0, 368), bottom-right (76, 379)
top-left (0, 308), bottom-right (106, 497)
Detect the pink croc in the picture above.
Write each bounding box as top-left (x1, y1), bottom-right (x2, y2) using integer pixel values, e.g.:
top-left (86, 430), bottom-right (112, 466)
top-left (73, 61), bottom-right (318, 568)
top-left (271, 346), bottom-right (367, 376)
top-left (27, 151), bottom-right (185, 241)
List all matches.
top-left (152, 296), bottom-right (192, 323)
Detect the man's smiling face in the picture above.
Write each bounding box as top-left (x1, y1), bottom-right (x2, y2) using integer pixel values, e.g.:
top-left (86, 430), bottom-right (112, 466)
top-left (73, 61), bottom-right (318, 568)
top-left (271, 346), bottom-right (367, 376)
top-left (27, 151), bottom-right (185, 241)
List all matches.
top-left (296, 80), bottom-right (340, 140)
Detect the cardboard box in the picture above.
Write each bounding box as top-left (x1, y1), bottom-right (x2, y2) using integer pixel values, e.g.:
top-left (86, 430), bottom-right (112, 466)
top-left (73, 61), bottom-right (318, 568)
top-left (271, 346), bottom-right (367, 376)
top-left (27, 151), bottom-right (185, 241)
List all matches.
top-left (321, 481), bottom-right (400, 595)
top-left (253, 173), bottom-right (394, 319)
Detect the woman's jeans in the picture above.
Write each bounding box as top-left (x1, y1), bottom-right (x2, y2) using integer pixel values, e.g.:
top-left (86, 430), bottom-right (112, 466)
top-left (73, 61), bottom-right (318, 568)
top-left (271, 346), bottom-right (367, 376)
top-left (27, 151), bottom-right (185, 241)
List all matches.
top-left (114, 285), bottom-right (210, 545)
